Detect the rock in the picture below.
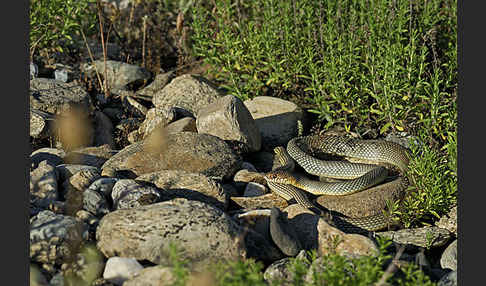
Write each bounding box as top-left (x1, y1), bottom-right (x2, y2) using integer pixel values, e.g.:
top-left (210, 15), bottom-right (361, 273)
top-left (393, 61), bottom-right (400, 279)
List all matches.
top-left (30, 148), bottom-right (65, 169)
top-left (234, 209), bottom-right (272, 243)
top-left (243, 182), bottom-right (267, 197)
top-left (317, 218), bottom-right (378, 258)
top-left (30, 62), bottom-right (38, 79)
top-left (52, 107), bottom-right (95, 151)
top-left (30, 264), bottom-right (49, 286)
top-left (83, 178), bottom-right (118, 216)
top-left (270, 207), bottom-right (302, 256)
top-left (63, 169), bottom-right (101, 215)
top-left (233, 169), bottom-right (267, 186)
top-left (30, 78), bottom-right (93, 115)
top-left (125, 94), bottom-right (148, 116)
top-left (438, 271), bottom-right (457, 286)
top-left (376, 226), bottom-right (452, 251)
top-left (137, 170), bottom-right (229, 210)
top-left (136, 108), bottom-right (168, 140)
top-left (137, 71), bottom-right (175, 98)
top-left (56, 164), bottom-right (100, 183)
top-left (165, 117), bottom-right (197, 134)
top-left (436, 206), bottom-right (457, 235)
top-left (440, 239), bottom-right (457, 271)
top-left (83, 189), bottom-right (111, 217)
top-left (49, 273), bottom-right (65, 286)
top-left (197, 94), bottom-right (262, 152)
top-left (88, 177), bottom-right (119, 198)
top-left (64, 144), bottom-right (116, 168)
top-left (101, 132), bottom-right (241, 180)
top-left (60, 243), bottom-right (105, 285)
top-left (123, 266), bottom-right (175, 286)
top-left (111, 179), bottom-right (163, 210)
top-left (283, 204), bottom-right (321, 250)
top-left (153, 74), bottom-right (223, 117)
top-left (246, 150), bottom-right (281, 173)
top-left (30, 211), bottom-right (88, 267)
top-left (96, 199), bottom-right (243, 269)
top-left (93, 111), bottom-right (116, 149)
top-left (30, 109), bottom-right (53, 139)
top-left (103, 257), bottom-right (144, 285)
top-left (264, 250), bottom-right (310, 286)
top-left (263, 258), bottom-right (294, 285)
top-left (54, 68), bottom-right (71, 83)
top-left (244, 96), bottom-right (305, 148)
top-left (84, 60), bottom-right (151, 91)
top-left (231, 193), bottom-right (289, 210)
top-left (316, 176), bottom-right (407, 218)
top-left (30, 161), bottom-right (58, 209)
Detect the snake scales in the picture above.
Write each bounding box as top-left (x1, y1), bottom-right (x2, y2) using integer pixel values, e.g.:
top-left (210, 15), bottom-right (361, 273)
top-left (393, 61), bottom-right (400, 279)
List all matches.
top-left (263, 134), bottom-right (410, 232)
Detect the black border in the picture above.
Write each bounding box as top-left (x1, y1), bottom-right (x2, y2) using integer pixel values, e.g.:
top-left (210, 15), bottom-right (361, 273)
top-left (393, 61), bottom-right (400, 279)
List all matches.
top-left (5, 0), bottom-right (29, 285)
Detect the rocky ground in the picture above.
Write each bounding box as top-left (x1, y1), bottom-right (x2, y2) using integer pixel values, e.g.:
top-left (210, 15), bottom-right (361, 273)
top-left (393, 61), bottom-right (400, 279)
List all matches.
top-left (29, 51), bottom-right (457, 286)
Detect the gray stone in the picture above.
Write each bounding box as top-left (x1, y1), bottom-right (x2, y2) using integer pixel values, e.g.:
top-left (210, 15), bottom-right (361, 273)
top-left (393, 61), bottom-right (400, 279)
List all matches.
top-left (376, 226), bottom-right (452, 250)
top-left (83, 189), bottom-right (111, 216)
top-left (30, 211), bottom-right (88, 266)
top-left (101, 132), bottom-right (241, 180)
top-left (197, 95), bottom-right (261, 152)
top-left (244, 96), bottom-right (305, 148)
top-left (438, 271), bottom-right (457, 286)
top-left (111, 179), bottom-right (163, 210)
top-left (30, 161), bottom-right (58, 209)
top-left (246, 150), bottom-right (281, 173)
top-left (30, 109), bottom-right (53, 139)
top-left (56, 164), bottom-right (100, 183)
top-left (54, 69), bottom-right (70, 82)
top-left (137, 71), bottom-right (175, 98)
top-left (103, 257), bottom-right (144, 285)
top-left (30, 62), bottom-right (38, 79)
top-left (233, 169), bottom-right (267, 186)
top-left (264, 250), bottom-right (310, 286)
top-left (30, 78), bottom-right (93, 115)
top-left (231, 193), bottom-right (289, 210)
top-left (84, 60), bottom-right (151, 91)
top-left (93, 111), bottom-right (116, 149)
top-left (243, 182), bottom-right (267, 197)
top-left (30, 264), bottom-right (49, 286)
top-left (30, 148), bottom-right (65, 169)
top-left (88, 178), bottom-right (119, 198)
top-left (123, 266), bottom-right (175, 286)
top-left (283, 204), bottom-right (321, 250)
top-left (165, 117), bottom-right (197, 134)
top-left (64, 144), bottom-right (116, 168)
top-left (137, 170), bottom-right (229, 210)
top-left (125, 94), bottom-right (148, 116)
top-left (440, 239), bottom-right (457, 271)
top-left (96, 199), bottom-right (243, 269)
top-left (436, 206), bottom-right (457, 235)
top-left (153, 74), bottom-right (223, 117)
top-left (317, 218), bottom-right (378, 258)
top-left (263, 258), bottom-right (294, 285)
top-left (270, 207), bottom-right (302, 256)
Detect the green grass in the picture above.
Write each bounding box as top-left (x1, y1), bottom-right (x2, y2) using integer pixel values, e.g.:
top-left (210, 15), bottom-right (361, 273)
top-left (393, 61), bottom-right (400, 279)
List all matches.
top-left (191, 0), bottom-right (457, 228)
top-left (166, 239), bottom-right (437, 286)
top-left (29, 0), bottom-right (97, 59)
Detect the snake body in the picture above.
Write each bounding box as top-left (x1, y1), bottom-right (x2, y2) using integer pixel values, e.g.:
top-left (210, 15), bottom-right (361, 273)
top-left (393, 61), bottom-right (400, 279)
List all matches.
top-left (264, 134), bottom-right (410, 232)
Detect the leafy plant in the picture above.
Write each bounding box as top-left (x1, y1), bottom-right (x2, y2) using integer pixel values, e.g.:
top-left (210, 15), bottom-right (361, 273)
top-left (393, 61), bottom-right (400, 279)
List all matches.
top-left (30, 0), bottom-right (97, 59)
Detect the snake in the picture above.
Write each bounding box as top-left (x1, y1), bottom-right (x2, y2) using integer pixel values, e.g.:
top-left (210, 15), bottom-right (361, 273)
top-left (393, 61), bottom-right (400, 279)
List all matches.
top-left (263, 134), bottom-right (410, 232)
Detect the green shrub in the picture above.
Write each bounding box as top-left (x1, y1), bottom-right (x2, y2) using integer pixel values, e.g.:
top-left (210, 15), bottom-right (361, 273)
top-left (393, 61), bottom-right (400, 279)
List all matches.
top-left (191, 0), bottom-right (456, 143)
top-left (30, 0), bottom-right (97, 58)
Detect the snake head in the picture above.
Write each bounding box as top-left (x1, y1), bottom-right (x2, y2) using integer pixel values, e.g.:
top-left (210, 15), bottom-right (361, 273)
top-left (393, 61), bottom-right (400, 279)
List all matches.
top-left (264, 170), bottom-right (295, 184)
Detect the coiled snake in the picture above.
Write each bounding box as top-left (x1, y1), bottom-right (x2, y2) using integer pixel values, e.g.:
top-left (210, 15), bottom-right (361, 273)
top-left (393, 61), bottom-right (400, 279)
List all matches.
top-left (264, 133), bottom-right (410, 232)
